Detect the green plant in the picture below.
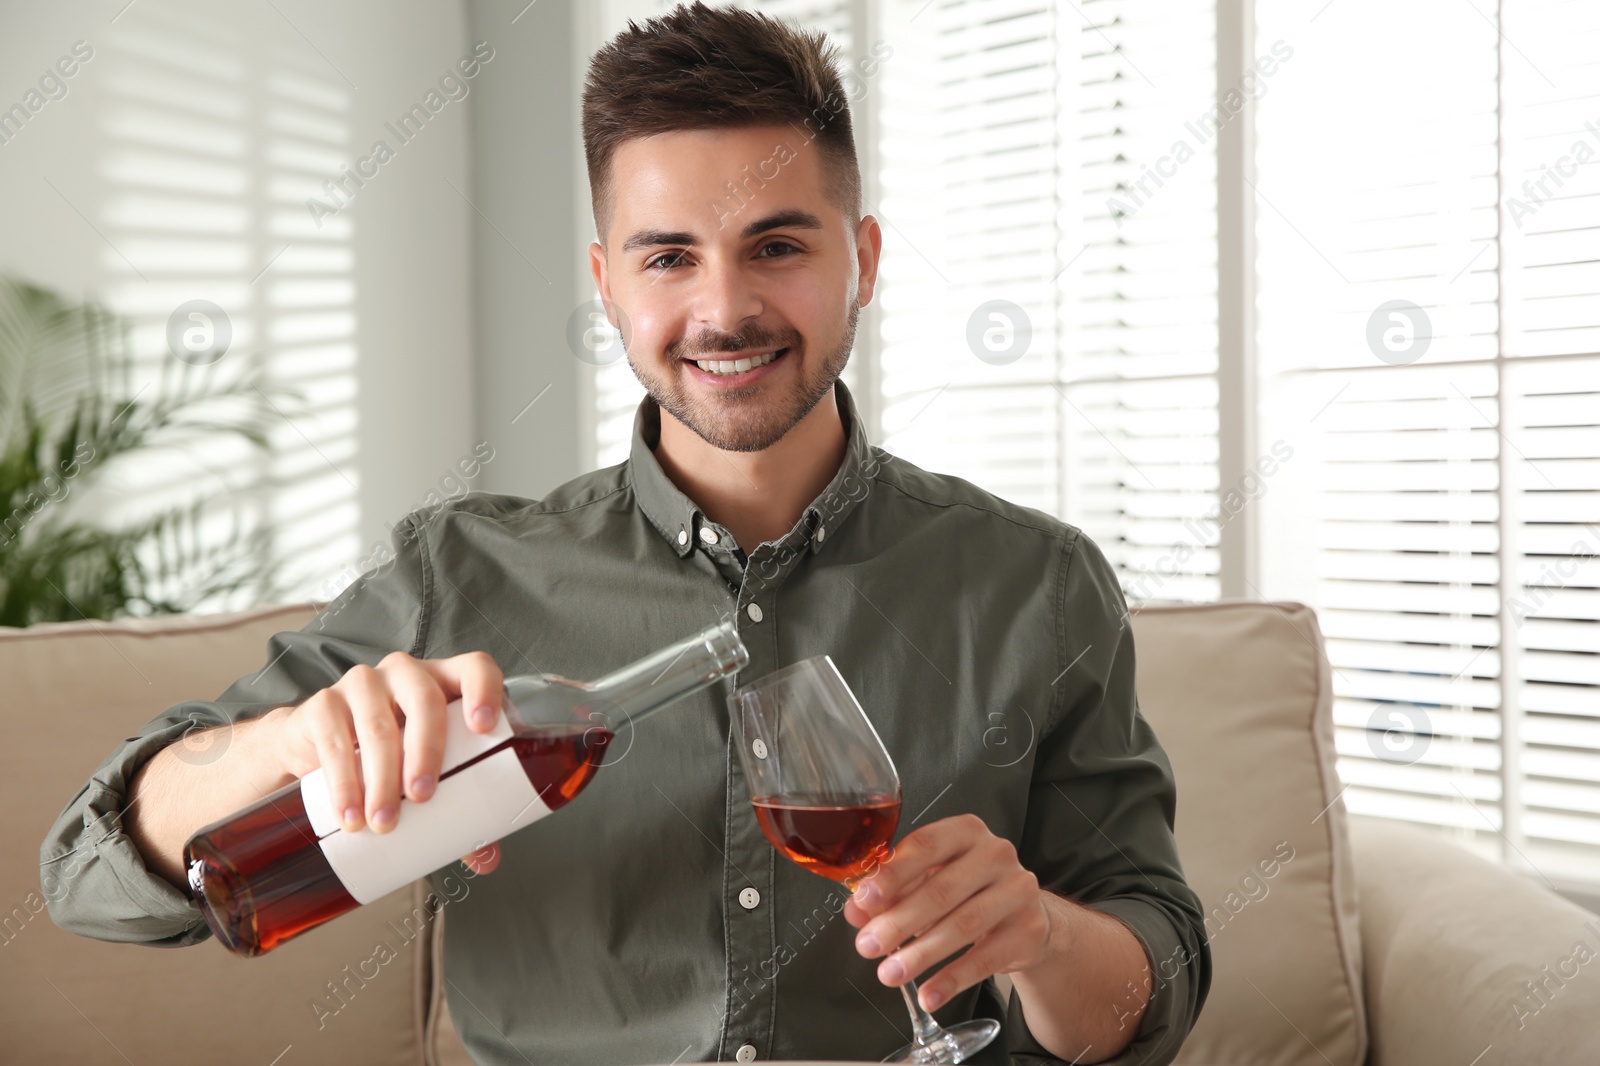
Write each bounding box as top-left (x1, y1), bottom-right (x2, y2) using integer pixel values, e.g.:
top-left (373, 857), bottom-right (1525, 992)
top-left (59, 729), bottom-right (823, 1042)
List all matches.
top-left (0, 276), bottom-right (291, 627)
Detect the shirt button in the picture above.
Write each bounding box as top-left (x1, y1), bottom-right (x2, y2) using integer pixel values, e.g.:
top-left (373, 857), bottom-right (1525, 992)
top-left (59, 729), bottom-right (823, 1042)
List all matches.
top-left (739, 886), bottom-right (761, 910)
top-left (736, 1045), bottom-right (757, 1062)
top-left (700, 526), bottom-right (719, 545)
top-left (746, 602), bottom-right (763, 623)
top-left (677, 529), bottom-right (689, 546)
top-left (816, 525), bottom-right (826, 543)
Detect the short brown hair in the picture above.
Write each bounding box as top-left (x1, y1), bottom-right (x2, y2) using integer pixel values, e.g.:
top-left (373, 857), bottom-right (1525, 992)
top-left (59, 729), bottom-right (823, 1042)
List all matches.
top-left (582, 1), bottom-right (862, 245)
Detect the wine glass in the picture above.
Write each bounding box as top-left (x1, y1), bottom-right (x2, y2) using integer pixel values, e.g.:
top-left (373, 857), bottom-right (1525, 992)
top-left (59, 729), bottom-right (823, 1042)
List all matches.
top-left (730, 655), bottom-right (1001, 1065)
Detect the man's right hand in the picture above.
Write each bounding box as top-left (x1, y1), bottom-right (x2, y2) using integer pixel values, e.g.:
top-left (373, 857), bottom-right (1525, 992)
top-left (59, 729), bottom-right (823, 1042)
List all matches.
top-left (264, 651), bottom-right (506, 872)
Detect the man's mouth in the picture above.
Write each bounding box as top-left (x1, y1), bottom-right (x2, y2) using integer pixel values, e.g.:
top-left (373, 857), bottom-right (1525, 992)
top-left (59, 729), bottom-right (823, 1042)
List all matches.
top-left (685, 347), bottom-right (790, 376)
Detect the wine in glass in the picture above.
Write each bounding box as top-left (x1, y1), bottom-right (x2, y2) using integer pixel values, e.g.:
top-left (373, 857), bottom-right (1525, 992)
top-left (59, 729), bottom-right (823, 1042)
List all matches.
top-left (730, 655), bottom-right (1002, 1064)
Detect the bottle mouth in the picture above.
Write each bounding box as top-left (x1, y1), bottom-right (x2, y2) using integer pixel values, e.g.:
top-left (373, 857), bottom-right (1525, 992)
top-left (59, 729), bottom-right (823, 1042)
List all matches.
top-left (704, 619), bottom-right (751, 676)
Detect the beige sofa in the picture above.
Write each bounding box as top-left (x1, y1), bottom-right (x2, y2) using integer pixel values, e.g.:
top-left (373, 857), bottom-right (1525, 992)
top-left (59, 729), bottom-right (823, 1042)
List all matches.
top-left (4, 600), bottom-right (1596, 1064)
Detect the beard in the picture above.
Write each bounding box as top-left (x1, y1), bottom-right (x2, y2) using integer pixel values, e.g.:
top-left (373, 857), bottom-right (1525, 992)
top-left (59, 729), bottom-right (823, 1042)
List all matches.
top-left (626, 301), bottom-right (859, 453)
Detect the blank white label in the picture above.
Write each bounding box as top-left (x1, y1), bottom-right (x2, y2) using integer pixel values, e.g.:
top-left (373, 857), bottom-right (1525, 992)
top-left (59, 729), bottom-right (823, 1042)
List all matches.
top-left (298, 697), bottom-right (552, 904)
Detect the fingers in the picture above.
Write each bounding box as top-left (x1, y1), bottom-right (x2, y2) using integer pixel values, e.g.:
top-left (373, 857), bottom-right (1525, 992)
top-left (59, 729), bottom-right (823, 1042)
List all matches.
top-left (871, 866), bottom-right (1041, 990)
top-left (856, 843), bottom-right (996, 960)
top-left (302, 688), bottom-right (363, 832)
top-left (843, 896), bottom-right (868, 926)
top-left (277, 650), bottom-right (506, 837)
top-left (340, 664), bottom-right (404, 833)
top-left (908, 887), bottom-right (1050, 1011)
top-left (417, 651), bottom-right (505, 733)
top-left (847, 845), bottom-right (940, 917)
top-left (847, 816), bottom-right (1048, 1012)
top-left (460, 841), bottom-right (500, 875)
top-left (851, 813), bottom-right (987, 919)
top-left (379, 652), bottom-right (447, 803)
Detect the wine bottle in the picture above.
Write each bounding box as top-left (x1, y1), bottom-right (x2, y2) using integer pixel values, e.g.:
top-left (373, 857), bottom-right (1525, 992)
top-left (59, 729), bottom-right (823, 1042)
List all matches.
top-left (184, 619), bottom-right (749, 956)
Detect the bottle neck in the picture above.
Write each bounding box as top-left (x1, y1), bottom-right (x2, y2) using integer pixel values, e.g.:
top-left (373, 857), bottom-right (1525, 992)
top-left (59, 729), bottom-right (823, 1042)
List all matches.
top-left (590, 618), bottom-right (748, 724)
top-left (501, 619), bottom-right (748, 735)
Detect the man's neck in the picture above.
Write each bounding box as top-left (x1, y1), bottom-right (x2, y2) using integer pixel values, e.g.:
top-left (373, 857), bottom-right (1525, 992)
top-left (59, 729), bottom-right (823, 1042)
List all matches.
top-left (654, 387), bottom-right (848, 555)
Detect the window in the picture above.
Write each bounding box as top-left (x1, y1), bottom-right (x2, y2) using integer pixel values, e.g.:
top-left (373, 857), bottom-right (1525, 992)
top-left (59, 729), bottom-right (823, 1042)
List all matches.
top-left (1256, 0), bottom-right (1600, 887)
top-left (875, 0), bottom-right (1232, 604)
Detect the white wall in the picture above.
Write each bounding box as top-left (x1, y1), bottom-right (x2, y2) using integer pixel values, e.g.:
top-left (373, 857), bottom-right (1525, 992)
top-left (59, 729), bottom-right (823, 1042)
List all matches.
top-left (465, 0), bottom-right (587, 499)
top-left (0, 0), bottom-right (476, 605)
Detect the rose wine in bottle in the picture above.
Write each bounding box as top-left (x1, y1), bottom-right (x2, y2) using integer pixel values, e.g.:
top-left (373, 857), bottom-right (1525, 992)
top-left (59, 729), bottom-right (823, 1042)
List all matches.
top-left (184, 620), bottom-right (748, 957)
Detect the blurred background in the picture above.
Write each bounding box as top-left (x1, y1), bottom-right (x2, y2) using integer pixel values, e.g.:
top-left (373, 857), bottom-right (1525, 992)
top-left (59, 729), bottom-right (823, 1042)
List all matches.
top-left (1, 0), bottom-right (1595, 904)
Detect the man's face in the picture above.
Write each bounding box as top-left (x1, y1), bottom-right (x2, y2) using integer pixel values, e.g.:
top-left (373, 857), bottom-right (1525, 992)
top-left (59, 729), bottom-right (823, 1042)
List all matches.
top-left (590, 125), bottom-right (879, 453)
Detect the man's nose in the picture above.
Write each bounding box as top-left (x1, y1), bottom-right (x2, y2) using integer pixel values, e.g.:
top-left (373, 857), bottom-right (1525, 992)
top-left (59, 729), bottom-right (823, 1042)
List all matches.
top-left (688, 256), bottom-right (765, 342)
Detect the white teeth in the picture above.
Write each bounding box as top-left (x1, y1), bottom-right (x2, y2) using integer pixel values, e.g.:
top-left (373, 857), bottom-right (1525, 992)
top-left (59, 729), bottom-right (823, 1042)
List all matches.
top-left (694, 349), bottom-right (782, 374)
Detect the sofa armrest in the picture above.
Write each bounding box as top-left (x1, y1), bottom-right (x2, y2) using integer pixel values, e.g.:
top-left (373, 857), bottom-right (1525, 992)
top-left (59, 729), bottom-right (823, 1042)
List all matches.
top-left (1351, 815), bottom-right (1600, 1066)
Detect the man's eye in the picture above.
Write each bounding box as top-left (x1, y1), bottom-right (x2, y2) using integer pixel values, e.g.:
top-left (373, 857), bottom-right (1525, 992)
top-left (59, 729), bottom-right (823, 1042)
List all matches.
top-left (647, 252), bottom-right (687, 271)
top-left (761, 241), bottom-right (799, 258)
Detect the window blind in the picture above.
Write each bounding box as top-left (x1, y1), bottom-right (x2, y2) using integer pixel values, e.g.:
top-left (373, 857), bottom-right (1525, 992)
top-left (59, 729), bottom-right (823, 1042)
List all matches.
top-left (875, 0), bottom-right (1221, 603)
top-left (1256, 0), bottom-right (1600, 884)
top-left (1501, 0), bottom-right (1600, 881)
top-left (1065, 0), bottom-right (1222, 601)
top-left (874, 0), bottom-right (1066, 516)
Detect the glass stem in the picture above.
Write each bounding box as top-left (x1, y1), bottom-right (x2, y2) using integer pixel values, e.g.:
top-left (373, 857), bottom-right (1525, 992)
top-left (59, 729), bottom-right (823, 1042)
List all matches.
top-left (842, 874), bottom-right (949, 1054)
top-left (898, 977), bottom-right (945, 1048)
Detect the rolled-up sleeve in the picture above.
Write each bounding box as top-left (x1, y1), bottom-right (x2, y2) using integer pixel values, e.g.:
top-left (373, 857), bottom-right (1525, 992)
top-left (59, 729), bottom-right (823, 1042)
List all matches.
top-left (1007, 528), bottom-right (1211, 1065)
top-left (40, 510), bottom-right (434, 947)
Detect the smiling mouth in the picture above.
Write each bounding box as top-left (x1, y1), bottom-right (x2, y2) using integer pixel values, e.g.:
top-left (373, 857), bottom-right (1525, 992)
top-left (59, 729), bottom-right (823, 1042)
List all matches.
top-left (687, 347), bottom-right (789, 375)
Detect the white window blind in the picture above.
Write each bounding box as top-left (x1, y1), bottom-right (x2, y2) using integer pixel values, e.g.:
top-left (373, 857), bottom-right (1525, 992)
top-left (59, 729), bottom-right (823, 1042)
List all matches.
top-left (1256, 0), bottom-right (1600, 885)
top-left (1064, 1), bottom-right (1223, 602)
top-left (874, 0), bottom-right (1066, 515)
top-left (876, 0), bottom-right (1221, 601)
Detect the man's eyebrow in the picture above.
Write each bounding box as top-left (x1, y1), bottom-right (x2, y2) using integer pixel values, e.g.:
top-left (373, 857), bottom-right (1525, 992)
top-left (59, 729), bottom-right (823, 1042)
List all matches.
top-left (621, 228), bottom-right (696, 254)
top-left (619, 209), bottom-right (825, 254)
top-left (739, 209), bottom-right (824, 240)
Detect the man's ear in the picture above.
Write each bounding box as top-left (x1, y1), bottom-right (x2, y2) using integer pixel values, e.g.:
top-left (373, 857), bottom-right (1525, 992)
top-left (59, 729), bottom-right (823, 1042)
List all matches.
top-left (588, 241), bottom-right (616, 326)
top-left (855, 215), bottom-right (884, 309)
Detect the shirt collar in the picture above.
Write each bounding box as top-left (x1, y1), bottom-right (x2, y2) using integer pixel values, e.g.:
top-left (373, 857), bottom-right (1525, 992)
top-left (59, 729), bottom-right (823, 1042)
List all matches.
top-left (628, 377), bottom-right (878, 560)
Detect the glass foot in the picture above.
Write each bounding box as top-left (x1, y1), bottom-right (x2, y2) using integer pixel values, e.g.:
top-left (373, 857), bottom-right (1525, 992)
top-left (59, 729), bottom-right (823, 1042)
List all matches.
top-left (883, 1018), bottom-right (1001, 1065)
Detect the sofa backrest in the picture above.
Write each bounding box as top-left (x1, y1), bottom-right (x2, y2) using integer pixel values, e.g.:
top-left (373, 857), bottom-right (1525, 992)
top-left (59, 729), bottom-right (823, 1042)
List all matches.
top-left (5, 597), bottom-right (1367, 1066)
top-left (1130, 601), bottom-right (1367, 1066)
top-left (0, 603), bottom-right (439, 1066)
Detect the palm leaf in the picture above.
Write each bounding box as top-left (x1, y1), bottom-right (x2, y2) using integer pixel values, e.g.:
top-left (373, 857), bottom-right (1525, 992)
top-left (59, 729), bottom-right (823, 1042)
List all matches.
top-left (0, 275), bottom-right (296, 625)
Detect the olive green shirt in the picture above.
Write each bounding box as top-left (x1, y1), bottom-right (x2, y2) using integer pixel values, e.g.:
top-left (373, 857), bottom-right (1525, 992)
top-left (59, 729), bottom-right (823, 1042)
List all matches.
top-left (42, 380), bottom-right (1210, 1065)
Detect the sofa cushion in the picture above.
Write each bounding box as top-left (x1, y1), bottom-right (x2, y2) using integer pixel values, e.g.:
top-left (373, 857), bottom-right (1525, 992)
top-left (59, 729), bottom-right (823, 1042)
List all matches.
top-left (1129, 601), bottom-right (1366, 1065)
top-left (1352, 814), bottom-right (1600, 1066)
top-left (1, 603), bottom-right (435, 1066)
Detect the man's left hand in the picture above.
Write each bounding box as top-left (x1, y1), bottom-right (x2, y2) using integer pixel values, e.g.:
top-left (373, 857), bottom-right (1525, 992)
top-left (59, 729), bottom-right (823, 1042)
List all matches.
top-left (843, 812), bottom-right (1058, 1012)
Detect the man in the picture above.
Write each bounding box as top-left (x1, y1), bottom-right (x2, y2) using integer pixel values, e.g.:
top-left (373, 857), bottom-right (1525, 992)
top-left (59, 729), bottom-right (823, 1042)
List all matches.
top-left (42, 3), bottom-right (1209, 1063)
